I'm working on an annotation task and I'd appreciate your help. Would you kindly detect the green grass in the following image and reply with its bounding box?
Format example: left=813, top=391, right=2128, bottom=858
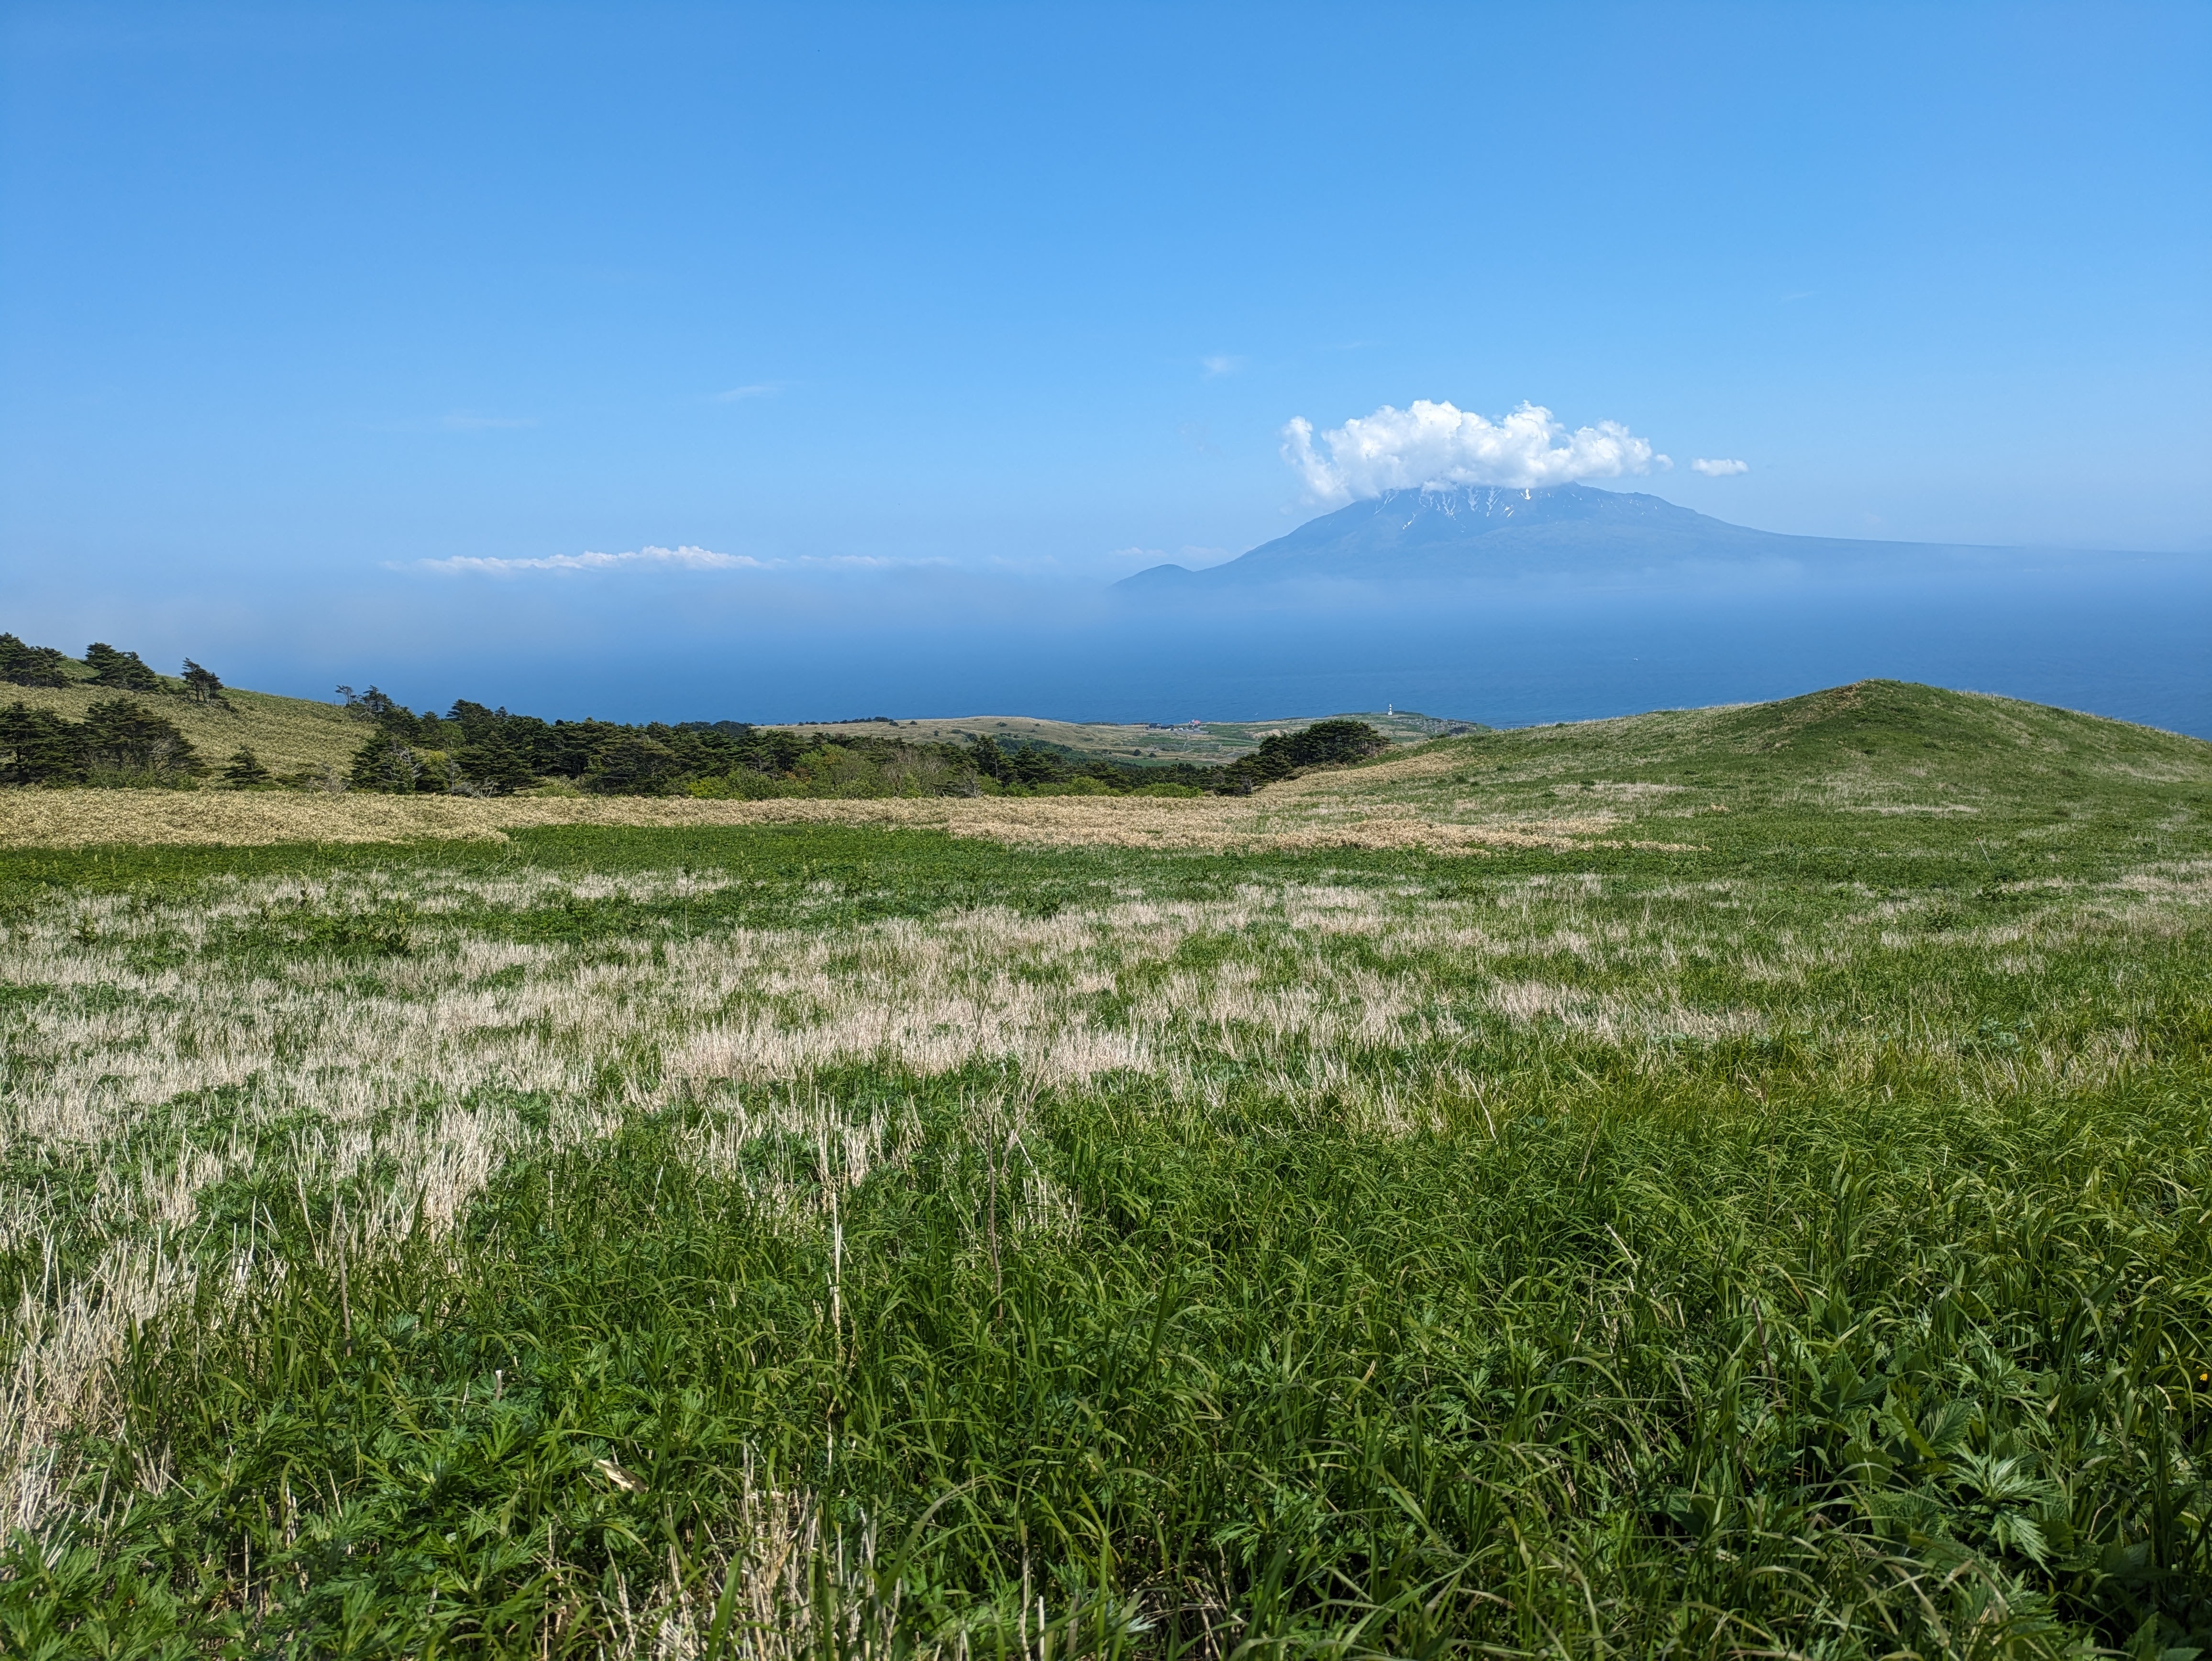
left=2, top=683, right=2209, bottom=1658
left=1301, top=680, right=2212, bottom=879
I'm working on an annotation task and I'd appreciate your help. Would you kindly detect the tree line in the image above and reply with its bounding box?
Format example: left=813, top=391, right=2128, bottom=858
left=0, top=634, right=236, bottom=786
left=0, top=629, right=1393, bottom=796
left=341, top=696, right=1391, bottom=799
left=2, top=633, right=227, bottom=703
left=337, top=690, right=1248, bottom=798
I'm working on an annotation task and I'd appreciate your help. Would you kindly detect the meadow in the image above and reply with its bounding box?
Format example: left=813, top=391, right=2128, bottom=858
left=1, top=682, right=2208, bottom=1658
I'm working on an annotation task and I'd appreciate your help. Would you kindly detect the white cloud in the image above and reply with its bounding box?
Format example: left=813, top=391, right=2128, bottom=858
left=712, top=383, right=781, bottom=401
left=1282, top=400, right=1665, bottom=503
left=419, top=544, right=765, bottom=576
left=412, top=546, right=938, bottom=577
left=1691, top=457, right=1749, bottom=476
left=1200, top=354, right=1243, bottom=378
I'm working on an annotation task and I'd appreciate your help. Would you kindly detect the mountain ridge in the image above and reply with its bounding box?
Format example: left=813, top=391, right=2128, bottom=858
left=1116, top=483, right=2056, bottom=590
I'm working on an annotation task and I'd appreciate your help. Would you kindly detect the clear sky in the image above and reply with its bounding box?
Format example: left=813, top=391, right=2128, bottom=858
left=1, top=2, right=2207, bottom=715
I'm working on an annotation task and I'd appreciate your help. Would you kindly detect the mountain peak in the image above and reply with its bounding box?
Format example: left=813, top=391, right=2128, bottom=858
left=1116, top=483, right=1747, bottom=589
left=1333, top=481, right=1695, bottom=529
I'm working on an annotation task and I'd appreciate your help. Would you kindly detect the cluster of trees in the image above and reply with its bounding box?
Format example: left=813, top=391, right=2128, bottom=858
left=337, top=691, right=1243, bottom=799
left=0, top=631, right=245, bottom=787
left=959, top=732, right=1217, bottom=796
left=343, top=691, right=814, bottom=797
left=1214, top=718, right=1393, bottom=793
left=0, top=632, right=228, bottom=704
left=0, top=634, right=72, bottom=687
left=0, top=627, right=1399, bottom=796
left=0, top=698, right=205, bottom=786
left=340, top=691, right=1397, bottom=800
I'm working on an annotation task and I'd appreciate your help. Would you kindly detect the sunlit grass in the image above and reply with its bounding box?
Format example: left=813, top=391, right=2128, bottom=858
left=0, top=683, right=365, bottom=784
left=2, top=682, right=2209, bottom=1656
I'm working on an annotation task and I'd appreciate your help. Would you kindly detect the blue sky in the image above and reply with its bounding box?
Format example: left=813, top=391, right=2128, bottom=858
left=1, top=2, right=2207, bottom=718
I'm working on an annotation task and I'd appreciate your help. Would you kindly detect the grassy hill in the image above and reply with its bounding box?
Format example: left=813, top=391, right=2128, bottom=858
left=1, top=676, right=365, bottom=780
left=4, top=679, right=2209, bottom=1656
left=2, top=680, right=2205, bottom=868
left=1280, top=678, right=2212, bottom=875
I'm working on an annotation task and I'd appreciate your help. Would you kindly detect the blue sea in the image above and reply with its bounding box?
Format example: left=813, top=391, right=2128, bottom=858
left=262, top=553, right=2212, bottom=740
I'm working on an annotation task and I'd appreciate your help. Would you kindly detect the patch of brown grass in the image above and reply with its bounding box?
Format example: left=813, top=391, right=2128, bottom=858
left=0, top=788, right=1703, bottom=855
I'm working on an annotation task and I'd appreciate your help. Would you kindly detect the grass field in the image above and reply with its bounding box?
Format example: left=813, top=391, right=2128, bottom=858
left=2, top=682, right=2208, bottom=1657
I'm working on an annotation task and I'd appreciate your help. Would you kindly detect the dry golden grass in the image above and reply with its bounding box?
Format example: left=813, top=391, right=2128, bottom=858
left=0, top=786, right=1700, bottom=855
left=0, top=871, right=1511, bottom=1523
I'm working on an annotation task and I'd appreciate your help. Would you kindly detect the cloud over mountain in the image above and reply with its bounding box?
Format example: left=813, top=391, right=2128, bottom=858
left=1692, top=457, right=1749, bottom=476
left=1282, top=400, right=1664, bottom=504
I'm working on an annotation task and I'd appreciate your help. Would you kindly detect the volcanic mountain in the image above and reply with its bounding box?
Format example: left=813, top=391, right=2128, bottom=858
left=1115, top=484, right=1984, bottom=590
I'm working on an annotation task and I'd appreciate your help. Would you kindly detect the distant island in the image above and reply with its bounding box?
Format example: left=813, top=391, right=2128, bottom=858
left=1116, top=482, right=2110, bottom=590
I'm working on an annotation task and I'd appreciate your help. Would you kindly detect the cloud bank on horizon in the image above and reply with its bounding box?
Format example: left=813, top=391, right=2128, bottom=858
left=1283, top=400, right=1667, bottom=504
left=415, top=546, right=935, bottom=580
left=420, top=545, right=765, bottom=575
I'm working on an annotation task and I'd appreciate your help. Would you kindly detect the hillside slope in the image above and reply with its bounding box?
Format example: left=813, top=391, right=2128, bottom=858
left=1279, top=679, right=2212, bottom=875
left=6, top=682, right=2206, bottom=871
left=0, top=679, right=365, bottom=780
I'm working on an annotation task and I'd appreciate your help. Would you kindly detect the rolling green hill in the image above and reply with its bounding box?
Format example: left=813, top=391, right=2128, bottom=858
left=1284, top=679, right=2212, bottom=875
left=5, top=677, right=2210, bottom=1655
left=0, top=677, right=366, bottom=781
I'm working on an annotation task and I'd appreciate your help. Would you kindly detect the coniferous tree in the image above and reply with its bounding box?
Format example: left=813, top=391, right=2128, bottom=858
left=182, top=660, right=229, bottom=706
left=350, top=734, right=422, bottom=793
left=222, top=746, right=273, bottom=787
left=582, top=732, right=679, bottom=795
left=0, top=702, right=84, bottom=784
left=80, top=699, right=202, bottom=780
left=0, top=634, right=70, bottom=688
left=1003, top=742, right=1071, bottom=786
left=1215, top=719, right=1387, bottom=793
left=453, top=734, right=540, bottom=796
left=84, top=643, right=164, bottom=692
left=964, top=733, right=1011, bottom=783
left=341, top=685, right=406, bottom=722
